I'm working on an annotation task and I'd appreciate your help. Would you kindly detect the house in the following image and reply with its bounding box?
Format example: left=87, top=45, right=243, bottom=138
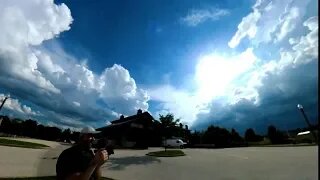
left=96, top=109, right=155, bottom=149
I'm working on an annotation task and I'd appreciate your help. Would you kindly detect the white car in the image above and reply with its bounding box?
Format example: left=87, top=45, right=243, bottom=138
left=163, top=139, right=187, bottom=149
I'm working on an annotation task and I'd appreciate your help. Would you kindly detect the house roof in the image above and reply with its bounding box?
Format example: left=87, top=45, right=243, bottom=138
left=96, top=111, right=154, bottom=131
left=111, top=112, right=153, bottom=124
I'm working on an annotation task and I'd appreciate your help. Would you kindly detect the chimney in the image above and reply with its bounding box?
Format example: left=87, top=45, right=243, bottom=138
left=137, top=109, right=142, bottom=115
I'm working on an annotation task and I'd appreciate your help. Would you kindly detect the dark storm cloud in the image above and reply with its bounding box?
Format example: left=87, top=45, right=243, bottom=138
left=193, top=60, right=318, bottom=135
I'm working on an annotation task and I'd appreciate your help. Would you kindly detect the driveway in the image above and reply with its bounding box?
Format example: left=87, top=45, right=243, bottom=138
left=0, top=138, right=69, bottom=177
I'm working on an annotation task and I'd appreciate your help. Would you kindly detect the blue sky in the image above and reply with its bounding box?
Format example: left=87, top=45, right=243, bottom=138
left=0, top=0, right=318, bottom=134
left=52, top=0, right=252, bottom=86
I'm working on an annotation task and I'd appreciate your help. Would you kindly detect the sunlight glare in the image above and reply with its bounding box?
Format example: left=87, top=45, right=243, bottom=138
left=195, top=49, right=256, bottom=101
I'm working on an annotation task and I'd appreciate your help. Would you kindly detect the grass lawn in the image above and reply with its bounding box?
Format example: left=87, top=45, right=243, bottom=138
left=0, top=138, right=49, bottom=149
left=146, top=150, right=185, bottom=157
left=0, top=177, right=114, bottom=180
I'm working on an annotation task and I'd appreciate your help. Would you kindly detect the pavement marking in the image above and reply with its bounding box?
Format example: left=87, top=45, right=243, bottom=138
left=245, top=149, right=284, bottom=153
left=227, top=154, right=249, bottom=160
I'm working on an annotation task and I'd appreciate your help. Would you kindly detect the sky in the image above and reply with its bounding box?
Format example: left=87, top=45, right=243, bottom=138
left=0, top=0, right=318, bottom=134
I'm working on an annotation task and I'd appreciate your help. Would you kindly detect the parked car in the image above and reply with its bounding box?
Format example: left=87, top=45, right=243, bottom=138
left=163, top=138, right=187, bottom=149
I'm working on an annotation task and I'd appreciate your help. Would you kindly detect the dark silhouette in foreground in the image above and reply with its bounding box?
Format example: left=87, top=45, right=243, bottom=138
left=56, top=127, right=108, bottom=180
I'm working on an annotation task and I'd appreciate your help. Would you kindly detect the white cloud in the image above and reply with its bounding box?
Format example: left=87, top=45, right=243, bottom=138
left=274, top=7, right=300, bottom=42
left=228, top=16, right=318, bottom=106
left=99, top=64, right=150, bottom=115
left=228, top=0, right=262, bottom=48
left=228, top=0, right=311, bottom=48
left=151, top=15, right=317, bottom=127
left=149, top=48, right=257, bottom=125
left=0, top=0, right=150, bottom=128
left=0, top=94, right=39, bottom=116
left=0, top=0, right=73, bottom=94
left=195, top=48, right=257, bottom=99
left=286, top=16, right=318, bottom=65
left=72, top=101, right=80, bottom=107
left=0, top=0, right=72, bottom=49
left=148, top=85, right=200, bottom=124
left=181, top=8, right=229, bottom=27
left=194, top=16, right=318, bottom=130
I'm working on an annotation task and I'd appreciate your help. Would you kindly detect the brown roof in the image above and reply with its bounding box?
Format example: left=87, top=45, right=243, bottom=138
left=111, top=112, right=153, bottom=124
left=96, top=111, right=154, bottom=131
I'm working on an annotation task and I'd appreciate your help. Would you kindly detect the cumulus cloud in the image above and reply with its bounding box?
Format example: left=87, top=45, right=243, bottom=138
left=0, top=94, right=40, bottom=116
left=0, top=0, right=72, bottom=93
left=274, top=7, right=300, bottom=42
left=228, top=1, right=261, bottom=48
left=151, top=11, right=318, bottom=133
left=99, top=64, right=149, bottom=115
left=194, top=16, right=318, bottom=133
left=0, top=0, right=150, bottom=128
left=149, top=48, right=258, bottom=125
left=148, top=85, right=201, bottom=124
left=228, top=0, right=311, bottom=48
left=181, top=8, right=229, bottom=27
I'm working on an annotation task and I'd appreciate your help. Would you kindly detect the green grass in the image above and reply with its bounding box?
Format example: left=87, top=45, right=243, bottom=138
left=146, top=150, right=186, bottom=157
left=0, top=138, right=49, bottom=149
left=0, top=177, right=57, bottom=180
left=0, top=177, right=114, bottom=180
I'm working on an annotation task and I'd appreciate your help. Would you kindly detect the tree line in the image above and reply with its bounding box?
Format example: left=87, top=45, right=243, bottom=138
left=151, top=113, right=318, bottom=147
left=0, top=116, right=78, bottom=142
left=1, top=113, right=318, bottom=147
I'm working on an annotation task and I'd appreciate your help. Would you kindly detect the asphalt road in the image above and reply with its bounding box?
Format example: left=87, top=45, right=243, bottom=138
left=0, top=139, right=318, bottom=180
left=101, top=146, right=318, bottom=180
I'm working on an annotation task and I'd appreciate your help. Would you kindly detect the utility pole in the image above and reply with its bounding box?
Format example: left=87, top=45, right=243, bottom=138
left=0, top=96, right=9, bottom=112
left=297, top=104, right=318, bottom=144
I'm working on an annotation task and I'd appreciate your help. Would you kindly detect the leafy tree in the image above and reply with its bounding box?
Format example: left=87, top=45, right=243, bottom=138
left=267, top=125, right=286, bottom=144
left=0, top=116, right=65, bottom=141
left=22, top=119, right=38, bottom=138
left=245, top=128, right=264, bottom=142
left=159, top=113, right=180, bottom=138
left=230, top=128, right=245, bottom=145
left=37, top=124, right=46, bottom=139
left=245, top=128, right=257, bottom=142
left=179, top=123, right=183, bottom=129
left=267, top=125, right=277, bottom=143
left=202, top=125, right=232, bottom=148
left=61, top=128, right=72, bottom=142
left=190, top=130, right=202, bottom=145
left=159, top=113, right=180, bottom=128
left=0, top=116, right=11, bottom=133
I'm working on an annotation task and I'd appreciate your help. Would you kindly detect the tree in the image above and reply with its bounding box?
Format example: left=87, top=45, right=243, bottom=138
left=0, top=116, right=11, bottom=133
left=202, top=125, right=232, bottom=148
left=230, top=128, right=245, bottom=146
left=179, top=123, right=183, bottom=129
left=22, top=119, right=38, bottom=138
left=245, top=128, right=256, bottom=142
left=159, top=113, right=180, bottom=138
left=190, top=131, right=202, bottom=145
left=267, top=125, right=277, bottom=143
left=159, top=113, right=181, bottom=151
left=0, top=116, right=67, bottom=141
left=159, top=114, right=180, bottom=128
left=61, top=128, right=72, bottom=142
left=245, top=128, right=264, bottom=142
left=267, top=125, right=285, bottom=144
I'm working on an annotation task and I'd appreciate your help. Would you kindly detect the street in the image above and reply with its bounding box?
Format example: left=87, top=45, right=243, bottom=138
left=0, top=139, right=318, bottom=180
left=101, top=146, right=318, bottom=180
